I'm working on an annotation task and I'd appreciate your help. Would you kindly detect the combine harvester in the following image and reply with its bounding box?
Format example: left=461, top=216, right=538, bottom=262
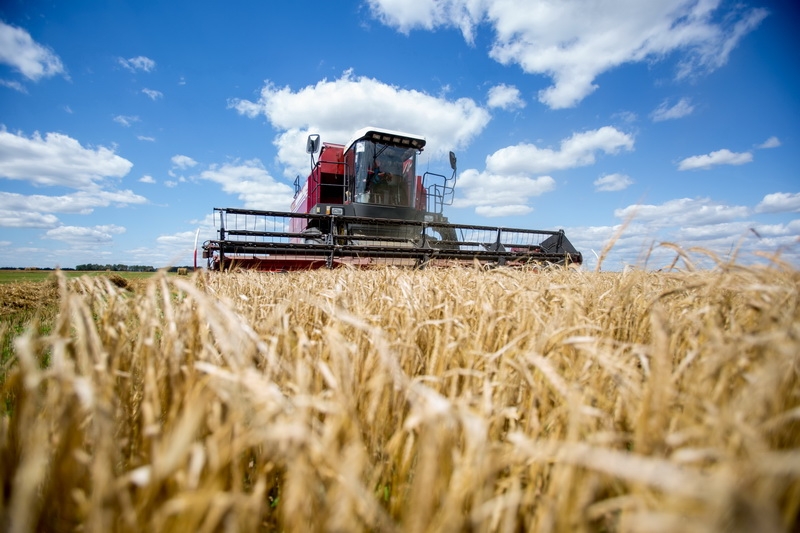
left=201, top=127, right=582, bottom=271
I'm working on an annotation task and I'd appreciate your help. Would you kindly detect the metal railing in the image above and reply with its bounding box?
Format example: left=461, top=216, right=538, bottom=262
left=422, top=171, right=455, bottom=215
left=204, top=207, right=581, bottom=270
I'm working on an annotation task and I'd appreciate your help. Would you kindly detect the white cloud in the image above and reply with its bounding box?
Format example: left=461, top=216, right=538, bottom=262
left=142, top=88, right=163, bottom=100
left=451, top=126, right=632, bottom=216
left=229, top=70, right=491, bottom=179
left=139, top=174, right=156, bottom=184
left=156, top=230, right=200, bottom=247
left=0, top=79, right=27, bottom=93
left=0, top=21, right=66, bottom=81
left=569, top=215, right=800, bottom=271
left=199, top=159, right=294, bottom=210
left=485, top=126, right=634, bottom=175
left=651, top=97, right=694, bottom=122
left=755, top=192, right=800, bottom=214
left=758, top=136, right=781, bottom=149
left=45, top=224, right=126, bottom=245
left=0, top=210, right=60, bottom=228
left=0, top=128, right=133, bottom=189
left=150, top=226, right=218, bottom=268
left=594, top=173, right=633, bottom=192
left=165, top=180, right=178, bottom=188
left=614, top=198, right=749, bottom=227
left=674, top=3, right=768, bottom=79
left=137, top=135, right=156, bottom=142
left=571, top=220, right=729, bottom=270
left=677, top=148, right=753, bottom=170
left=475, top=204, right=533, bottom=217
left=367, top=0, right=767, bottom=109
left=0, top=190, right=146, bottom=216
left=118, top=56, right=155, bottom=72
left=366, top=0, right=485, bottom=41
left=113, top=115, right=140, bottom=127
left=672, top=221, right=750, bottom=242
left=613, top=111, right=638, bottom=124
left=487, top=84, right=525, bottom=110
left=171, top=154, right=197, bottom=169
left=453, top=171, right=555, bottom=215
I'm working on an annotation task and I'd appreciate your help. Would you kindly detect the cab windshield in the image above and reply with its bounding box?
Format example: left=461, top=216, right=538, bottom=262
left=352, top=140, right=417, bottom=207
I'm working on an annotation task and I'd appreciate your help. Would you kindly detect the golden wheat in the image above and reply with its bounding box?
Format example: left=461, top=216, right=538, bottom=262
left=1, top=259, right=798, bottom=532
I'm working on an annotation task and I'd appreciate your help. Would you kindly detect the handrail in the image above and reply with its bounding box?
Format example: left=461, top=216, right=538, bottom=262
left=421, top=171, right=454, bottom=214
left=307, top=158, right=348, bottom=204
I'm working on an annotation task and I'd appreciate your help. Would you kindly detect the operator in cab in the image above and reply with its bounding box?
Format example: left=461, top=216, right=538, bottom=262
left=367, top=153, right=407, bottom=205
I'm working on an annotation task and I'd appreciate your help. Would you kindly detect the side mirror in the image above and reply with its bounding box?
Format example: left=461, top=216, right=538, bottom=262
left=306, top=134, right=321, bottom=154
left=449, top=151, right=457, bottom=171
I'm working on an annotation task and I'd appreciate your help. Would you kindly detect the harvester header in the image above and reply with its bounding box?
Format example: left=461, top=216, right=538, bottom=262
left=201, top=127, right=582, bottom=271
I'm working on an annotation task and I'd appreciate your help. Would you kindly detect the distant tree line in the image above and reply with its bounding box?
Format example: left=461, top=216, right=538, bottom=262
left=0, top=266, right=74, bottom=271
left=75, top=264, right=157, bottom=272
left=1, top=265, right=197, bottom=272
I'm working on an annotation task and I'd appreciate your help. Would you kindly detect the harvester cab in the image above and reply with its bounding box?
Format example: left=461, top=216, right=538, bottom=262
left=296, top=127, right=454, bottom=222
left=201, top=126, right=582, bottom=271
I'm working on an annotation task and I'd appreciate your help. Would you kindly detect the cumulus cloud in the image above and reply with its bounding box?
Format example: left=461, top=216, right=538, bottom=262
left=156, top=230, right=200, bottom=247
left=45, top=224, right=126, bottom=245
left=0, top=128, right=145, bottom=246
left=485, top=126, right=634, bottom=175
left=0, top=21, right=66, bottom=81
left=475, top=204, right=534, bottom=217
left=677, top=148, right=753, bottom=170
left=758, top=136, right=781, bottom=149
left=453, top=172, right=554, bottom=216
left=451, top=126, right=633, bottom=216
left=171, top=154, right=198, bottom=169
left=0, top=128, right=133, bottom=189
left=570, top=209, right=800, bottom=271
left=615, top=197, right=749, bottom=227
left=755, top=192, right=800, bottom=214
left=199, top=159, right=294, bottom=210
left=576, top=195, right=800, bottom=268
left=0, top=190, right=146, bottom=216
left=594, top=173, right=633, bottom=192
left=367, top=0, right=767, bottom=109
left=0, top=210, right=60, bottom=228
left=118, top=56, right=155, bottom=72
left=139, top=174, right=156, bottom=184
left=229, top=70, right=491, bottom=178
left=651, top=97, right=695, bottom=122
left=366, top=0, right=485, bottom=41
left=487, top=84, right=525, bottom=110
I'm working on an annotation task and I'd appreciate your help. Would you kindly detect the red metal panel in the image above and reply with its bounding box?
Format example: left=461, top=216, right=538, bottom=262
left=291, top=143, right=346, bottom=216
left=415, top=176, right=426, bottom=211
left=318, top=143, right=344, bottom=175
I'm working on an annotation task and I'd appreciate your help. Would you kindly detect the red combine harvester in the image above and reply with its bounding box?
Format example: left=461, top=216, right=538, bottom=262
left=201, top=127, right=582, bottom=271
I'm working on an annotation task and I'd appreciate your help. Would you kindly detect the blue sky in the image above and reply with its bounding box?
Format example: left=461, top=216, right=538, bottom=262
left=0, top=0, right=797, bottom=270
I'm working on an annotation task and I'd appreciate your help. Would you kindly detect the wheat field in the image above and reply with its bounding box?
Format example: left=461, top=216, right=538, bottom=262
left=1, top=258, right=798, bottom=532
